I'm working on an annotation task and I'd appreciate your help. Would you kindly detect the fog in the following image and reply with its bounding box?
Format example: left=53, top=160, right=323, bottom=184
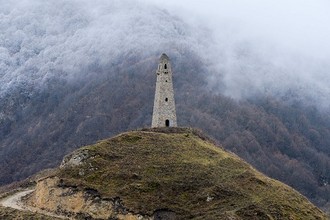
left=153, top=0, right=330, bottom=108
left=1, top=0, right=330, bottom=109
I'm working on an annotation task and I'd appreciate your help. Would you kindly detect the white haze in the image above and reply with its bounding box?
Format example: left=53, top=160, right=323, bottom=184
left=1, top=0, right=330, bottom=109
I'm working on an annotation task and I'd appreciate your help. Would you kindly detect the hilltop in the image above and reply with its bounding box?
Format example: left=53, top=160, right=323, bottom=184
left=1, top=128, right=326, bottom=219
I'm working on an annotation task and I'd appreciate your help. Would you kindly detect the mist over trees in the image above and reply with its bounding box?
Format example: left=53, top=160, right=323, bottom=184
left=1, top=0, right=330, bottom=212
left=1, top=52, right=330, bottom=210
left=2, top=0, right=330, bottom=108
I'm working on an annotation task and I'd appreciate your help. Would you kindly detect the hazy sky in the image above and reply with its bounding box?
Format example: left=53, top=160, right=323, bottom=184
left=144, top=0, right=330, bottom=108
left=146, top=0, right=330, bottom=56
left=1, top=0, right=330, bottom=109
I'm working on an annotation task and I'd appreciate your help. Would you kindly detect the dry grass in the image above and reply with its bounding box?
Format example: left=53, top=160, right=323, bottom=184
left=0, top=206, right=62, bottom=220
left=52, top=128, right=328, bottom=219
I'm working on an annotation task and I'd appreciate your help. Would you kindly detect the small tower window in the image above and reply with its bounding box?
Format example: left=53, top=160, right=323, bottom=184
left=165, top=120, right=170, bottom=127
left=165, top=98, right=168, bottom=102
left=164, top=64, right=167, bottom=69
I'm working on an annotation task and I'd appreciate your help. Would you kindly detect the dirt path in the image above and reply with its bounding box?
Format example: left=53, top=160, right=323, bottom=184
left=0, top=189, right=34, bottom=210
left=0, top=189, right=68, bottom=219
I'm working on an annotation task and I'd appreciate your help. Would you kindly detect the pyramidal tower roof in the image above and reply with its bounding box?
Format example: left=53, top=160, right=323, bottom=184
left=160, top=53, right=169, bottom=61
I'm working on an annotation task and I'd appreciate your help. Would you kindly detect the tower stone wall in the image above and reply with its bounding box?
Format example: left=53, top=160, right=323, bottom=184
left=152, top=53, right=177, bottom=128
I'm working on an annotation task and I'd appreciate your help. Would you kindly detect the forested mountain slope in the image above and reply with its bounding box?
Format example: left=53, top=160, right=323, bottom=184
left=1, top=52, right=330, bottom=211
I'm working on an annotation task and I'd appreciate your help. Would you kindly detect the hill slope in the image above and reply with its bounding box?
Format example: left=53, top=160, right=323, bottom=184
left=20, top=128, right=327, bottom=219
left=0, top=206, right=61, bottom=220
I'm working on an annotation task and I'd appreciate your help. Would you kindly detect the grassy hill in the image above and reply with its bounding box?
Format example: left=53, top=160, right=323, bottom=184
left=50, top=128, right=326, bottom=219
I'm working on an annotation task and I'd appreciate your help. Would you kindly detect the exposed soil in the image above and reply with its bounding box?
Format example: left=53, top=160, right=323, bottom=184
left=0, top=189, right=68, bottom=219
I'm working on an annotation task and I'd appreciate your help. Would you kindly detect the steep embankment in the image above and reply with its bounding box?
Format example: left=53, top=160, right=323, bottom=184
left=18, top=128, right=327, bottom=219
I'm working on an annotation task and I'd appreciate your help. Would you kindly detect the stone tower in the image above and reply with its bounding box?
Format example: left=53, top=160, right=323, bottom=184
left=152, top=53, right=177, bottom=128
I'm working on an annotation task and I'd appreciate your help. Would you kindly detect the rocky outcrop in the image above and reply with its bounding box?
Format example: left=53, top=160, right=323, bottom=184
left=60, top=150, right=90, bottom=169
left=26, top=177, right=152, bottom=220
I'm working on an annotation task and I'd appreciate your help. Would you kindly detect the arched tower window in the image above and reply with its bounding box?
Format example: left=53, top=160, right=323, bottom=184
left=165, top=98, right=168, bottom=102
left=164, top=64, right=167, bottom=69
left=165, top=120, right=170, bottom=127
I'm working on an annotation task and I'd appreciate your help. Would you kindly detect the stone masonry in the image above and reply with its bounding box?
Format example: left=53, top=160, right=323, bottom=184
left=152, top=53, right=177, bottom=127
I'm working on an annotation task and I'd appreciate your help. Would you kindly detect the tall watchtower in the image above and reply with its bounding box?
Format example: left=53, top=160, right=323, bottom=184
left=152, top=53, right=177, bottom=128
